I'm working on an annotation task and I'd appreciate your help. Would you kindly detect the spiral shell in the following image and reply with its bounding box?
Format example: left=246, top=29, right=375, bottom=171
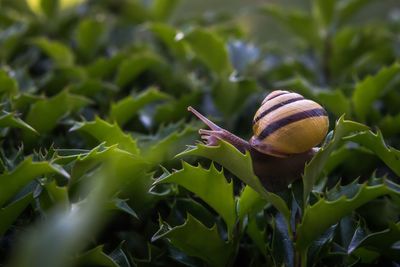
left=250, top=90, right=329, bottom=157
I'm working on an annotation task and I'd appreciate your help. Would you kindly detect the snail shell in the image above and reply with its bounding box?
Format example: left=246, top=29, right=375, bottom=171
left=250, top=90, right=329, bottom=158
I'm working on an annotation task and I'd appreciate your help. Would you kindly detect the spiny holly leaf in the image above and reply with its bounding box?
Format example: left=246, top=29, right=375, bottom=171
left=143, top=124, right=198, bottom=165
left=76, top=245, right=119, bottom=267
left=296, top=179, right=400, bottom=254
left=67, top=144, right=152, bottom=213
left=237, top=185, right=267, bottom=221
left=106, top=198, right=139, bottom=219
left=177, top=140, right=290, bottom=223
left=115, top=53, right=166, bottom=88
left=352, top=63, right=400, bottom=122
left=110, top=87, right=171, bottom=126
left=0, top=111, right=37, bottom=134
left=246, top=212, right=267, bottom=257
left=348, top=222, right=400, bottom=254
left=153, top=162, right=236, bottom=235
left=152, top=214, right=233, bottom=267
left=0, top=69, right=18, bottom=97
left=0, top=192, right=32, bottom=236
left=24, top=89, right=91, bottom=136
left=31, top=37, right=75, bottom=66
left=0, top=157, right=69, bottom=207
left=303, top=116, right=369, bottom=204
left=72, top=117, right=140, bottom=155
left=344, top=130, right=400, bottom=176
left=181, top=28, right=232, bottom=75
left=11, top=159, right=114, bottom=267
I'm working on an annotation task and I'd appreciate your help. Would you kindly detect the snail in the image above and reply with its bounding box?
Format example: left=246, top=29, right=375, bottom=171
left=188, top=90, right=329, bottom=192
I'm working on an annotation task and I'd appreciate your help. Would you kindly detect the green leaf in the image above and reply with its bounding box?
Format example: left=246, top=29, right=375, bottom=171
left=213, top=78, right=258, bottom=116
left=110, top=87, right=171, bottom=126
left=115, top=53, right=166, bottom=88
left=296, top=180, right=400, bottom=254
left=0, top=192, right=33, bottom=236
left=0, top=157, right=69, bottom=207
left=154, top=162, right=236, bottom=235
left=77, top=245, right=119, bottom=267
left=31, top=37, right=75, bottom=66
left=379, top=114, right=400, bottom=137
left=106, top=198, right=139, bottom=219
left=177, top=140, right=290, bottom=224
left=40, top=0, right=59, bottom=17
left=316, top=90, right=351, bottom=117
left=76, top=18, right=106, bottom=60
left=312, top=0, right=336, bottom=29
left=86, top=53, right=126, bottom=80
left=344, top=130, right=400, bottom=176
left=153, top=91, right=201, bottom=124
left=0, top=69, right=18, bottom=97
left=237, top=185, right=267, bottom=221
left=182, top=28, right=232, bottom=74
left=337, top=0, right=373, bottom=25
left=24, top=90, right=91, bottom=139
left=148, top=23, right=187, bottom=57
left=151, top=0, right=180, bottom=21
left=348, top=223, right=400, bottom=254
left=152, top=214, right=233, bottom=267
left=246, top=212, right=267, bottom=257
left=261, top=4, right=320, bottom=47
left=72, top=117, right=140, bottom=155
left=142, top=124, right=198, bottom=165
left=0, top=112, right=37, bottom=134
left=68, top=79, right=117, bottom=97
left=352, top=63, right=400, bottom=122
left=303, top=117, right=369, bottom=204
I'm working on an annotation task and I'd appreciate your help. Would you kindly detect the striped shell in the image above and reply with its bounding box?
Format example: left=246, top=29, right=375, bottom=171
left=250, top=90, right=329, bottom=157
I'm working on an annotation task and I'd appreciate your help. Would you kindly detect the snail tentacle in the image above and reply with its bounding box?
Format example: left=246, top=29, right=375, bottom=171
left=188, top=106, right=251, bottom=153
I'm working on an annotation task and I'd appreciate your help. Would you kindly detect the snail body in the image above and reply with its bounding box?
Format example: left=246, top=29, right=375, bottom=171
left=188, top=90, right=329, bottom=192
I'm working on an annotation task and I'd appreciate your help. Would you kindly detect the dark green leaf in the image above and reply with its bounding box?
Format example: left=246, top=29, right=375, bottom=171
left=183, top=28, right=232, bottom=74
left=154, top=162, right=236, bottom=234
left=31, top=37, right=75, bottom=66
left=296, top=180, right=400, bottom=254
left=110, top=87, right=171, bottom=126
left=0, top=157, right=69, bottom=207
left=115, top=53, right=166, bottom=88
left=177, top=140, right=290, bottom=224
left=152, top=214, right=233, bottom=267
left=72, top=117, right=140, bottom=155
left=76, top=18, right=106, bottom=60
left=77, top=245, right=119, bottom=267
left=303, top=117, right=369, bottom=204
left=352, top=63, right=400, bottom=122
left=0, top=112, right=37, bottom=134
left=0, top=69, right=18, bottom=97
left=344, top=130, right=400, bottom=176
left=0, top=192, right=32, bottom=236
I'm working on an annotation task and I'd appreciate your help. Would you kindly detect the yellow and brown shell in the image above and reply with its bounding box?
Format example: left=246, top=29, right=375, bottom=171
left=250, top=90, right=329, bottom=157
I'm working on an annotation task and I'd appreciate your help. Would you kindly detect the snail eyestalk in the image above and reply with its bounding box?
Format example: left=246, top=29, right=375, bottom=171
left=188, top=106, right=250, bottom=153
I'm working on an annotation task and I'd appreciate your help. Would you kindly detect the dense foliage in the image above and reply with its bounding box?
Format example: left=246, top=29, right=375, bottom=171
left=1, top=0, right=400, bottom=266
